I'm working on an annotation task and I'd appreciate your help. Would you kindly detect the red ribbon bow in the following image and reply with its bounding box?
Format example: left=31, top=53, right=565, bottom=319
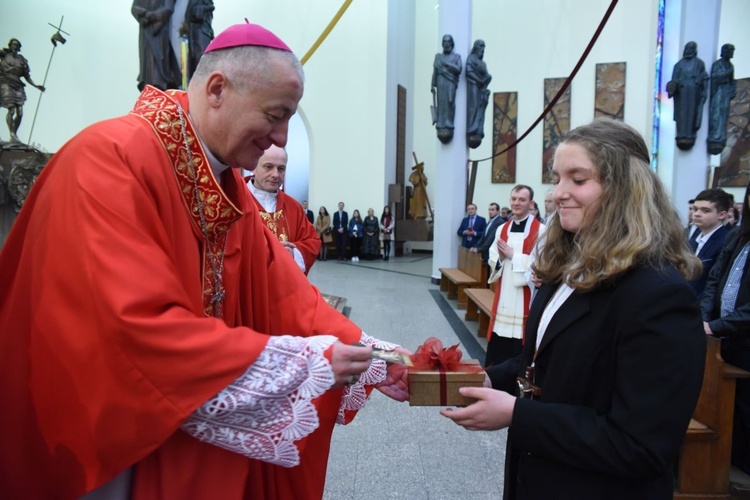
left=410, top=338, right=483, bottom=405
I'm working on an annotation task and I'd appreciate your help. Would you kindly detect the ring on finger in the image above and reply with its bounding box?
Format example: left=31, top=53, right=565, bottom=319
left=347, top=374, right=358, bottom=385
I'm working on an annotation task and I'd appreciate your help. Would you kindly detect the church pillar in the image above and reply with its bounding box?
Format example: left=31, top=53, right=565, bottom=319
left=431, top=0, right=471, bottom=282
left=669, top=0, right=722, bottom=221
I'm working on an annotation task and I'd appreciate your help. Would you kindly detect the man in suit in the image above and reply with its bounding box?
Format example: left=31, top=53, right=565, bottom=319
left=542, top=191, right=555, bottom=224
left=685, top=198, right=700, bottom=245
left=702, top=189, right=750, bottom=474
left=470, top=202, right=505, bottom=262
left=457, top=203, right=487, bottom=248
left=690, top=188, right=731, bottom=298
left=332, top=201, right=349, bottom=261
left=302, top=201, right=314, bottom=224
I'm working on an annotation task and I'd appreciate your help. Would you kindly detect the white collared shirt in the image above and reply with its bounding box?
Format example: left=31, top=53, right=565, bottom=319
left=247, top=180, right=278, bottom=213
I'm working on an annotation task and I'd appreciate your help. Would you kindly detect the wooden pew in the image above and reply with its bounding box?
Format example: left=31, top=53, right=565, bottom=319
left=465, top=283, right=496, bottom=338
left=439, top=247, right=488, bottom=309
left=674, top=336, right=750, bottom=498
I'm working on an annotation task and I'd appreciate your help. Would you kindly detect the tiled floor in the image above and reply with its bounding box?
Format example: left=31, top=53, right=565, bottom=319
left=308, top=254, right=504, bottom=499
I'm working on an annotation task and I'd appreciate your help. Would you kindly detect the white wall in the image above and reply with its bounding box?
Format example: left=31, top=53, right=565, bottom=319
left=3, top=0, right=748, bottom=223
left=412, top=0, right=660, bottom=220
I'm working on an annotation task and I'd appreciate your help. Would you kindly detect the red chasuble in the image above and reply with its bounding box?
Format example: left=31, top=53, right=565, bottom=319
left=249, top=189, right=321, bottom=274
left=0, top=87, right=362, bottom=499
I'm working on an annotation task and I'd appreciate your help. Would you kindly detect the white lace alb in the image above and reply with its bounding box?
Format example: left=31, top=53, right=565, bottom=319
left=181, top=335, right=337, bottom=467
left=181, top=331, right=401, bottom=466
left=337, top=332, right=397, bottom=424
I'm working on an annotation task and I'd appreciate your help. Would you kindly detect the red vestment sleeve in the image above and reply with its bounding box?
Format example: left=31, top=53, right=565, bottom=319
left=277, top=191, right=321, bottom=273
left=0, top=87, right=366, bottom=500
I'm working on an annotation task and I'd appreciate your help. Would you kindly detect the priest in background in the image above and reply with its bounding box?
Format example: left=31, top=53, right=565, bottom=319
left=247, top=145, right=320, bottom=274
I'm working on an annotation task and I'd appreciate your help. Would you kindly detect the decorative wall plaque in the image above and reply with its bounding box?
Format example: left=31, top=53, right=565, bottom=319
left=492, top=92, right=517, bottom=183
left=595, top=62, right=626, bottom=120
left=542, top=78, right=571, bottom=184
left=712, top=77, right=750, bottom=188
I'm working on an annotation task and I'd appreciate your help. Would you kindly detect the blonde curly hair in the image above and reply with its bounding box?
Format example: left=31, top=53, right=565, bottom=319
left=533, top=119, right=700, bottom=292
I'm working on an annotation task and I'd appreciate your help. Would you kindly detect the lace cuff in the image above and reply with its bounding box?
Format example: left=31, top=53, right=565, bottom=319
left=337, top=332, right=399, bottom=424
left=181, top=335, right=337, bottom=468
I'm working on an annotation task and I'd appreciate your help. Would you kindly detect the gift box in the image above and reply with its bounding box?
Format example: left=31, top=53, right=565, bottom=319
left=407, top=337, right=485, bottom=407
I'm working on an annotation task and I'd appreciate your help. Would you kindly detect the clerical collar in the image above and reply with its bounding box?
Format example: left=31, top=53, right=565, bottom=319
left=247, top=179, right=278, bottom=213
left=190, top=112, right=230, bottom=178
left=511, top=213, right=530, bottom=232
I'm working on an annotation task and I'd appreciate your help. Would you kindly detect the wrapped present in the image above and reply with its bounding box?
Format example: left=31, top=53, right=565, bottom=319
left=407, top=337, right=485, bottom=406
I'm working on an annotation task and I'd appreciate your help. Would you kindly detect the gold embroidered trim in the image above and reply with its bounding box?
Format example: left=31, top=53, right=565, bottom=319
left=131, top=86, right=243, bottom=317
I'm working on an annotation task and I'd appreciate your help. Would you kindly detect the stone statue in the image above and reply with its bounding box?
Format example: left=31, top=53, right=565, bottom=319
left=466, top=39, right=492, bottom=149
left=180, top=0, right=214, bottom=79
left=7, top=150, right=47, bottom=212
left=0, top=39, right=45, bottom=143
left=132, top=0, right=181, bottom=91
left=707, top=44, right=736, bottom=155
left=666, top=41, right=708, bottom=151
left=431, top=34, right=462, bottom=144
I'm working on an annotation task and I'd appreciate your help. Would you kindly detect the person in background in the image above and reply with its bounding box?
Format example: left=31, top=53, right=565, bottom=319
left=725, top=206, right=740, bottom=228
left=315, top=205, right=332, bottom=261
left=542, top=191, right=555, bottom=224
left=246, top=145, right=320, bottom=274
left=362, top=208, right=380, bottom=261
left=443, top=118, right=705, bottom=499
left=0, top=23, right=409, bottom=499
left=457, top=203, right=487, bottom=249
left=686, top=198, right=700, bottom=245
left=689, top=188, right=730, bottom=299
left=736, top=202, right=744, bottom=226
left=380, top=205, right=394, bottom=261
left=302, top=200, right=314, bottom=224
left=332, top=201, right=349, bottom=261
left=702, top=180, right=750, bottom=476
left=500, top=206, right=510, bottom=219
left=530, top=202, right=543, bottom=223
left=349, top=209, right=363, bottom=262
left=485, top=184, right=544, bottom=367
left=470, top=202, right=505, bottom=262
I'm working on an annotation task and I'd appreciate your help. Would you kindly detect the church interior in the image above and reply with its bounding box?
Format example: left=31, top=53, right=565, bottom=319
left=2, top=0, right=750, bottom=497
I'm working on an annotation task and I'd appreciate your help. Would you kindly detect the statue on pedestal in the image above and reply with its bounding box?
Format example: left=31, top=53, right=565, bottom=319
left=431, top=34, right=461, bottom=144
left=132, top=0, right=181, bottom=91
left=0, top=39, right=45, bottom=143
left=181, top=0, right=214, bottom=80
left=707, top=43, right=736, bottom=155
left=466, top=40, right=491, bottom=149
left=667, top=41, right=708, bottom=151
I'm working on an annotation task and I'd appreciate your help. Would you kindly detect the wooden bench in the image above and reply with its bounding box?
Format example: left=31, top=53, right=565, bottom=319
left=465, top=286, right=495, bottom=338
left=439, top=247, right=488, bottom=309
left=675, top=336, right=750, bottom=498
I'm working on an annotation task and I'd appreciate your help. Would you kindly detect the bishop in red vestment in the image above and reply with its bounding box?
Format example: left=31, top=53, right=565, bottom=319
left=0, top=23, right=407, bottom=500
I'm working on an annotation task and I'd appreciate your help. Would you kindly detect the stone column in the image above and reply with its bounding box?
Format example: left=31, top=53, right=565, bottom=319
left=431, top=0, right=471, bottom=282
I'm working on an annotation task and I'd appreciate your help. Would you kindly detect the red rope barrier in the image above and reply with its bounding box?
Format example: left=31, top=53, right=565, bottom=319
left=473, top=0, right=619, bottom=163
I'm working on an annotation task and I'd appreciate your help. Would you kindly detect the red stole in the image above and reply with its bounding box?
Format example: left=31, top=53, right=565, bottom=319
left=486, top=217, right=541, bottom=342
